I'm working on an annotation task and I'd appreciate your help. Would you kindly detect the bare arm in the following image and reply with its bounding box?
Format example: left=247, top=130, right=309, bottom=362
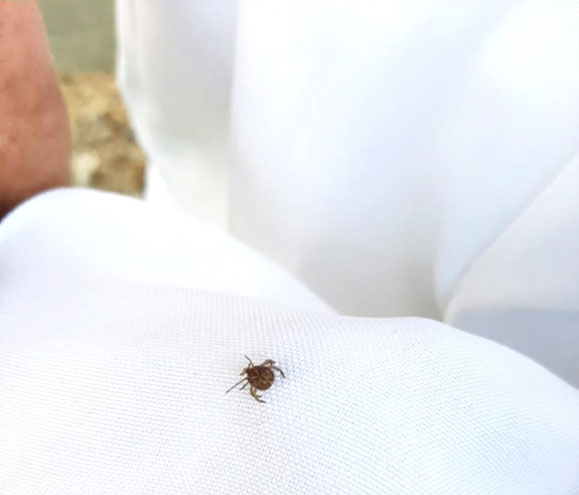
left=0, top=1, right=70, bottom=218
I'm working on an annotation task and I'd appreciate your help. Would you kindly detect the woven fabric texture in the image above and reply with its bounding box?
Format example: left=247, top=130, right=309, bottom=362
left=1, top=275, right=578, bottom=493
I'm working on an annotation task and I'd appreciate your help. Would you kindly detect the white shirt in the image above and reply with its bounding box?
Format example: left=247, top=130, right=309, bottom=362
left=1, top=1, right=578, bottom=492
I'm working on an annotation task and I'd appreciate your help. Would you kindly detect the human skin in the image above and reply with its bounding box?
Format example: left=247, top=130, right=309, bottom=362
left=0, top=1, right=70, bottom=218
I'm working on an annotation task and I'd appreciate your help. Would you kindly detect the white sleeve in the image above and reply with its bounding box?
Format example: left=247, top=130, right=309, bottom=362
left=433, top=1, right=579, bottom=385
left=114, top=0, right=579, bottom=388
left=228, top=0, right=579, bottom=387
left=229, top=0, right=579, bottom=325
left=443, top=157, right=579, bottom=386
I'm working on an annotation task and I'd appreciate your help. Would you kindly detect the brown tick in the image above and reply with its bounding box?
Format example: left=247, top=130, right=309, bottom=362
left=226, top=355, right=285, bottom=403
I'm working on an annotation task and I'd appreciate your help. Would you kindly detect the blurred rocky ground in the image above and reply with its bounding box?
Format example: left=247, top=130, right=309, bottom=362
left=59, top=72, right=146, bottom=196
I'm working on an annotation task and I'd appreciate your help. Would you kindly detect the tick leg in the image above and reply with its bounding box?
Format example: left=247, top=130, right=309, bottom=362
left=250, top=386, right=266, bottom=403
left=244, top=355, right=254, bottom=367
left=270, top=366, right=285, bottom=378
left=240, top=381, right=249, bottom=391
left=226, top=377, right=248, bottom=394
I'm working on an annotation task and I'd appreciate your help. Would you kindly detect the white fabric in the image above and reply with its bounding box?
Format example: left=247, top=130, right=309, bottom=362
left=446, top=157, right=579, bottom=386
left=1, top=191, right=579, bottom=493
left=3, top=2, right=579, bottom=492
left=0, top=189, right=330, bottom=313
left=116, top=0, right=238, bottom=229
left=117, top=0, right=579, bottom=318
left=116, top=0, right=579, bottom=384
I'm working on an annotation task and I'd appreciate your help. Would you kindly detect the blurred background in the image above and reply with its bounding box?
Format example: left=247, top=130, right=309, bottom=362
left=38, top=0, right=145, bottom=196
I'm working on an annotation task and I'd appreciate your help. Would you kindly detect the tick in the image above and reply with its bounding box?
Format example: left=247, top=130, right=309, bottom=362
left=226, top=355, right=285, bottom=403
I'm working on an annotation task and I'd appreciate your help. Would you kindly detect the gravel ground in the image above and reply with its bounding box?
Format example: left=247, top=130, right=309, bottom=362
left=60, top=72, right=146, bottom=196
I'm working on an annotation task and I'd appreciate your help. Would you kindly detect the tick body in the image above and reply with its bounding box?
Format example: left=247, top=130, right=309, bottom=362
left=226, top=356, right=285, bottom=403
